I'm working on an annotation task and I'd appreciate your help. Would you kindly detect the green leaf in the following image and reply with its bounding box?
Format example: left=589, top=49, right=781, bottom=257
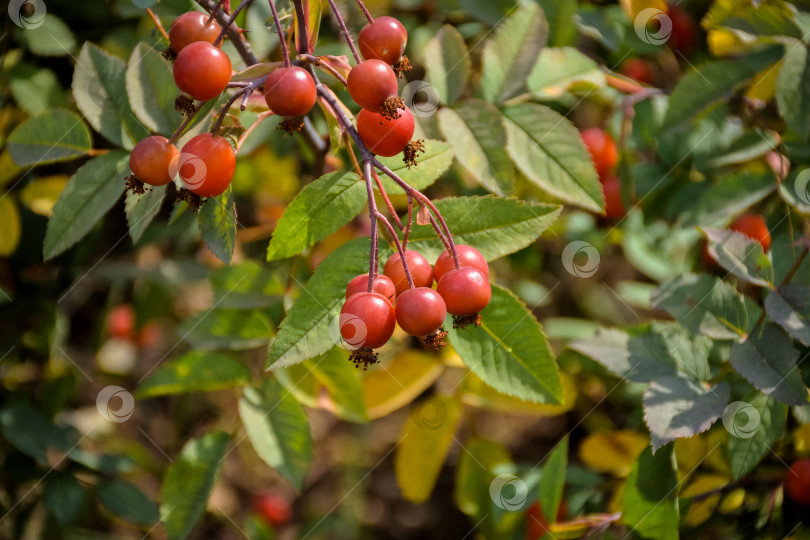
left=267, top=238, right=382, bottom=369
left=404, top=196, right=561, bottom=262
left=238, top=378, right=313, bottom=490
left=454, top=438, right=512, bottom=520
left=97, top=480, right=159, bottom=527
left=437, top=101, right=516, bottom=195
left=125, top=185, right=166, bottom=244
left=622, top=446, right=679, bottom=540
left=777, top=44, right=810, bottom=141
left=538, top=436, right=567, bottom=523
left=267, top=171, right=365, bottom=261
left=0, top=403, right=77, bottom=464
left=765, top=284, right=810, bottom=346
left=643, top=377, right=730, bottom=451
left=720, top=4, right=803, bottom=39
left=704, top=130, right=779, bottom=170
left=395, top=396, right=463, bottom=503
left=726, top=392, right=787, bottom=481
left=503, top=103, right=603, bottom=212
left=780, top=169, right=810, bottom=213
left=8, top=65, right=66, bottom=115
left=210, top=261, right=285, bottom=309
left=73, top=43, right=149, bottom=149
left=13, top=14, right=76, bottom=56
left=126, top=42, right=181, bottom=135
left=423, top=25, right=470, bottom=105
left=43, top=473, right=85, bottom=525
left=136, top=351, right=251, bottom=398
left=651, top=274, right=751, bottom=339
left=730, top=323, right=808, bottom=406
left=7, top=109, right=92, bottom=167
left=574, top=5, right=624, bottom=52
left=679, top=171, right=776, bottom=227
left=199, top=187, right=237, bottom=264
left=160, top=431, right=230, bottom=540
left=481, top=3, right=548, bottom=103
left=43, top=150, right=130, bottom=260
left=527, top=47, right=604, bottom=99
left=448, top=284, right=562, bottom=404
left=375, top=140, right=454, bottom=193
left=702, top=228, right=774, bottom=288
left=177, top=309, right=273, bottom=350
left=538, top=0, right=577, bottom=46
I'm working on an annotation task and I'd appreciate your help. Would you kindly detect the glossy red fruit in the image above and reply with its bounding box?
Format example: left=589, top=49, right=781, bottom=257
left=346, top=273, right=396, bottom=302
left=253, top=493, right=292, bottom=526
left=108, top=304, right=135, bottom=340
left=730, top=213, right=771, bottom=252
left=437, top=267, right=491, bottom=316
left=581, top=127, right=618, bottom=178
left=395, top=287, right=447, bottom=336
left=169, top=11, right=221, bottom=53
left=602, top=175, right=625, bottom=220
left=357, top=107, right=414, bottom=157
left=347, top=60, right=398, bottom=112
left=786, top=459, right=810, bottom=505
left=173, top=41, right=231, bottom=101
left=358, top=16, right=407, bottom=65
left=668, top=5, right=698, bottom=53
left=175, top=134, right=235, bottom=197
left=433, top=245, right=489, bottom=284
left=263, top=66, right=317, bottom=117
left=339, top=292, right=396, bottom=349
left=383, top=250, right=433, bottom=296
left=129, top=136, right=179, bottom=187
left=621, top=58, right=653, bottom=84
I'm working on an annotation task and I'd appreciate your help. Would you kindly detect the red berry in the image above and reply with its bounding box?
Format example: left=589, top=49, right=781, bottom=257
left=668, top=6, right=698, bottom=53
left=437, top=267, right=491, bottom=316
left=339, top=292, right=396, bottom=349
left=358, top=16, right=407, bottom=65
left=173, top=41, right=231, bottom=101
left=621, top=58, right=654, bottom=84
left=383, top=250, right=433, bottom=296
left=581, top=127, right=618, bottom=179
left=347, top=60, right=398, bottom=113
left=357, top=107, right=414, bottom=157
left=346, top=273, right=396, bottom=302
left=526, top=502, right=550, bottom=540
left=786, top=458, right=810, bottom=505
left=395, top=287, right=447, bottom=337
left=602, top=175, right=625, bottom=220
left=175, top=134, right=235, bottom=197
left=253, top=493, right=292, bottom=526
left=108, top=304, right=135, bottom=340
left=169, top=11, right=221, bottom=53
left=263, top=66, right=317, bottom=117
left=433, top=245, right=489, bottom=284
left=730, top=213, right=771, bottom=252
left=129, top=136, right=179, bottom=187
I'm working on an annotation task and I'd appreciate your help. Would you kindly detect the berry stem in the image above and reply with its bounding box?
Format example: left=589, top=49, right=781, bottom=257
left=146, top=8, right=170, bottom=41
left=206, top=0, right=228, bottom=24
left=371, top=168, right=402, bottom=229
left=301, top=54, right=348, bottom=86
left=211, top=78, right=265, bottom=134
left=267, top=0, right=291, bottom=68
left=213, top=0, right=251, bottom=47
left=291, top=0, right=310, bottom=54
left=354, top=0, right=374, bottom=23
left=195, top=0, right=257, bottom=64
left=326, top=0, right=362, bottom=63
left=402, top=193, right=412, bottom=250
left=168, top=102, right=204, bottom=144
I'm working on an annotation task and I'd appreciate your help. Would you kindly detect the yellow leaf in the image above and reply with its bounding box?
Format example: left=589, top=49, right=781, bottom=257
left=719, top=488, right=745, bottom=513
left=578, top=430, right=648, bottom=477
left=363, top=350, right=444, bottom=419
left=674, top=434, right=708, bottom=472
left=0, top=150, right=24, bottom=188
left=19, top=175, right=69, bottom=216
left=459, top=371, right=576, bottom=417
left=0, top=197, right=21, bottom=256
left=608, top=482, right=625, bottom=514
left=794, top=423, right=810, bottom=455
left=682, top=474, right=729, bottom=526
left=704, top=429, right=731, bottom=474
left=395, top=395, right=463, bottom=503
left=707, top=29, right=748, bottom=57
left=619, top=0, right=667, bottom=20
left=746, top=62, right=781, bottom=102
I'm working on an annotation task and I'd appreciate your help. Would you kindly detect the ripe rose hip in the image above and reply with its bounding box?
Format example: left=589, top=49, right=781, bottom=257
left=437, top=267, right=491, bottom=316
left=339, top=292, right=396, bottom=349
left=383, top=250, right=433, bottom=296
left=175, top=133, right=235, bottom=197
left=395, top=287, right=446, bottom=337
left=347, top=60, right=398, bottom=113
left=433, top=245, right=489, bottom=283
left=169, top=11, right=221, bottom=53
left=730, top=213, right=770, bottom=252
left=358, top=16, right=407, bottom=65
left=346, top=273, right=396, bottom=301
left=263, top=66, right=317, bottom=117
left=253, top=493, right=291, bottom=526
left=601, top=175, right=625, bottom=220
left=108, top=304, right=135, bottom=339
left=785, top=458, right=810, bottom=505
left=173, top=41, right=232, bottom=101
left=581, top=127, right=618, bottom=179
left=129, top=136, right=179, bottom=187
left=621, top=58, right=653, bottom=85
left=357, top=107, right=414, bottom=157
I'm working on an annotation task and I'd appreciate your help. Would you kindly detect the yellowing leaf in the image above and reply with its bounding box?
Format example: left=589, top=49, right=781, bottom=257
left=460, top=371, right=576, bottom=417
left=363, top=351, right=445, bottom=419
left=20, top=175, right=69, bottom=216
left=746, top=62, right=781, bottom=102
left=719, top=488, right=745, bottom=513
left=608, top=483, right=625, bottom=514
left=0, top=197, right=21, bottom=256
left=794, top=423, right=810, bottom=455
left=682, top=474, right=729, bottom=526
left=578, top=430, right=648, bottom=477
left=674, top=435, right=708, bottom=472
left=704, top=429, right=731, bottom=474
left=395, top=396, right=463, bottom=503
left=619, top=0, right=667, bottom=20
left=0, top=150, right=24, bottom=188
left=707, top=29, right=747, bottom=57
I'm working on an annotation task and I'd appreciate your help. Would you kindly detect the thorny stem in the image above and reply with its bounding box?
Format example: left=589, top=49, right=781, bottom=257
left=214, top=0, right=251, bottom=47
left=168, top=102, right=204, bottom=144
left=301, top=54, right=348, bottom=86
left=355, top=0, right=374, bottom=23
left=146, top=8, right=169, bottom=41
left=267, top=0, right=291, bottom=67
left=206, top=0, right=228, bottom=24
left=195, top=0, right=257, bottom=64
left=326, top=0, right=361, bottom=63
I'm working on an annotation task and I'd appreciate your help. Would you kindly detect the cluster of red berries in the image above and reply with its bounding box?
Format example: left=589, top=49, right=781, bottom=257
left=339, top=245, right=491, bottom=367
left=580, top=127, right=624, bottom=219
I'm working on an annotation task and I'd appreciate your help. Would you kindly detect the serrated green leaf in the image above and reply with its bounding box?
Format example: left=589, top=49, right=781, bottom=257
left=238, top=378, right=312, bottom=490
left=126, top=42, right=181, bottom=135
left=43, top=150, right=130, bottom=260
left=424, top=25, right=470, bottom=105
left=481, top=3, right=548, bottom=103
left=43, top=473, right=85, bottom=525
left=528, top=47, right=604, bottom=99
left=267, top=171, right=365, bottom=261
left=210, top=261, right=285, bottom=309
left=727, top=392, right=787, bottom=480
left=73, top=43, right=149, bottom=149
left=503, top=103, right=603, bottom=212
left=160, top=431, right=230, bottom=540
left=622, top=446, right=679, bottom=540
left=98, top=480, right=159, bottom=526
left=704, top=130, right=779, bottom=169
left=765, top=284, right=810, bottom=346
left=538, top=436, right=567, bottom=523
left=679, top=171, right=776, bottom=227
left=777, top=44, right=810, bottom=141
left=177, top=308, right=273, bottom=350
left=375, top=140, right=454, bottom=193
left=703, top=228, right=774, bottom=287
left=404, top=196, right=561, bottom=262
left=136, top=351, right=251, bottom=398
left=125, top=185, right=166, bottom=244
left=14, top=14, right=76, bottom=57
left=199, top=187, right=237, bottom=264
left=449, top=284, right=562, bottom=404
left=7, top=109, right=92, bottom=167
